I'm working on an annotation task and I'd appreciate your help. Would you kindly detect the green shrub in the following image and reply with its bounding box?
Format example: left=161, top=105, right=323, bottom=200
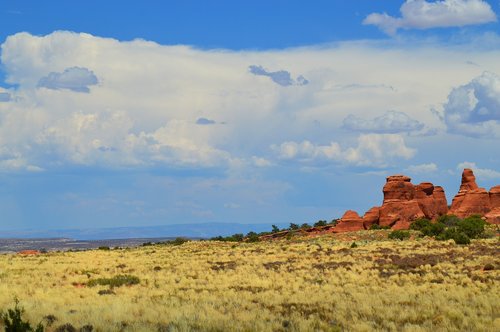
left=2, top=300, right=44, bottom=332
left=369, top=224, right=390, bottom=230
left=457, top=215, right=485, bottom=239
left=289, top=223, right=299, bottom=230
left=350, top=242, right=358, bottom=248
left=420, top=222, right=445, bottom=237
left=388, top=230, right=410, bottom=240
left=98, top=246, right=110, bottom=251
left=409, top=218, right=432, bottom=230
left=452, top=232, right=471, bottom=245
left=436, top=214, right=460, bottom=227
left=437, top=228, right=470, bottom=245
left=209, top=234, right=244, bottom=242
left=271, top=225, right=280, bottom=233
left=300, top=223, right=311, bottom=229
left=245, top=232, right=260, bottom=243
left=169, top=237, right=190, bottom=245
left=87, top=275, right=140, bottom=288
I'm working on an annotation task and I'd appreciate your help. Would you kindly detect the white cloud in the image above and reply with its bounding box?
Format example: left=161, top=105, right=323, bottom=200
left=273, top=134, right=416, bottom=167
left=443, top=71, right=500, bottom=138
left=364, top=0, right=497, bottom=35
left=406, top=163, right=438, bottom=173
left=252, top=156, right=273, bottom=167
left=1, top=31, right=500, bottom=172
left=457, top=161, right=500, bottom=179
left=342, top=110, right=425, bottom=133
left=37, top=67, right=98, bottom=93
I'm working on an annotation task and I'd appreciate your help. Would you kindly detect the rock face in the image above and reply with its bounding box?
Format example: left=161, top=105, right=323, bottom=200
left=333, top=174, right=448, bottom=232
left=332, top=168, right=500, bottom=233
left=415, top=183, right=448, bottom=219
left=449, top=170, right=500, bottom=223
left=378, top=175, right=426, bottom=229
left=362, top=207, right=380, bottom=229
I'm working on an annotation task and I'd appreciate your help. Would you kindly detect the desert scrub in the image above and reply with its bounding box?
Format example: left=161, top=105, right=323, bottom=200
left=87, top=275, right=140, bottom=288
left=388, top=230, right=411, bottom=240
left=0, top=235, right=498, bottom=331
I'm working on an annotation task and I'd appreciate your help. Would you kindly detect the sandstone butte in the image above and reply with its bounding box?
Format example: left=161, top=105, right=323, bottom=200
left=332, top=168, right=500, bottom=233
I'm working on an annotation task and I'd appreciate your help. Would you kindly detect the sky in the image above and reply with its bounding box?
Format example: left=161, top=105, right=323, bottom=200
left=1, top=0, right=500, bottom=231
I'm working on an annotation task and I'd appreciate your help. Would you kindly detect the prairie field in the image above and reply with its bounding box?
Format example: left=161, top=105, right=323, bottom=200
left=0, top=231, right=498, bottom=332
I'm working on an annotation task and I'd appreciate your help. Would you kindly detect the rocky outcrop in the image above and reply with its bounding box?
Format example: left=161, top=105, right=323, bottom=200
left=333, top=210, right=365, bottom=232
left=415, top=183, right=448, bottom=219
left=362, top=207, right=380, bottom=229
left=487, top=186, right=500, bottom=223
left=333, top=174, right=448, bottom=233
left=449, top=170, right=500, bottom=223
left=378, top=175, right=426, bottom=229
left=331, top=168, right=499, bottom=233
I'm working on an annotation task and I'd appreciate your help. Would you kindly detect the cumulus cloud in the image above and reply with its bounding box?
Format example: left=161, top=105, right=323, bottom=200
left=406, top=163, right=438, bottom=174
left=273, top=134, right=416, bottom=167
left=1, top=31, right=500, bottom=173
left=248, top=65, right=308, bottom=86
left=37, top=67, right=98, bottom=92
left=342, top=110, right=425, bottom=134
left=364, top=0, right=497, bottom=35
left=443, top=71, right=500, bottom=138
left=457, top=161, right=500, bottom=179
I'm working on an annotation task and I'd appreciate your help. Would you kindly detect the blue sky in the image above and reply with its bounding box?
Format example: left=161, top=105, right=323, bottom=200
left=1, top=0, right=500, bottom=232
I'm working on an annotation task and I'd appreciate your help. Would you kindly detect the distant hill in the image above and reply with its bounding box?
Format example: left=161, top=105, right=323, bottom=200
left=0, top=222, right=289, bottom=240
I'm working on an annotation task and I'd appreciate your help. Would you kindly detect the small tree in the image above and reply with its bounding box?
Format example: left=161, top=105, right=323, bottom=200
left=289, top=223, right=299, bottom=231
left=313, top=220, right=327, bottom=227
left=271, top=225, right=280, bottom=233
left=2, top=299, right=44, bottom=332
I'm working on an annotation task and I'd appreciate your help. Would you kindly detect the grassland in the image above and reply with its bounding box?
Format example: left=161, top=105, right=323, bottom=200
left=0, top=231, right=498, bottom=332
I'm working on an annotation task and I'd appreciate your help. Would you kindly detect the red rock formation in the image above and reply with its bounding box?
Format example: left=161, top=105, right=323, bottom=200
left=415, top=183, right=448, bottom=219
left=450, top=168, right=479, bottom=212
left=331, top=168, right=499, bottom=233
left=17, top=250, right=40, bottom=255
left=362, top=207, right=380, bottom=229
left=334, top=175, right=447, bottom=232
left=382, top=175, right=415, bottom=201
left=378, top=175, right=427, bottom=228
left=489, top=185, right=500, bottom=207
left=449, top=169, right=495, bottom=219
left=333, top=210, right=365, bottom=232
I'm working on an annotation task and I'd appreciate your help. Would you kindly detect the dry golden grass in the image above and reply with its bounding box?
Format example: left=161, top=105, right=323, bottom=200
left=0, top=232, right=498, bottom=332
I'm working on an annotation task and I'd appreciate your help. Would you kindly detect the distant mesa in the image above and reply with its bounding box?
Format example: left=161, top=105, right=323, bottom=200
left=332, top=168, right=500, bottom=233
left=17, top=250, right=41, bottom=256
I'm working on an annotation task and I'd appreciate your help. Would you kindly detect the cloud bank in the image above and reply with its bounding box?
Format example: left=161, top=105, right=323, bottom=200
left=342, top=110, right=425, bottom=133
left=443, top=71, right=500, bottom=138
left=1, top=31, right=500, bottom=173
left=273, top=134, right=416, bottom=168
left=364, top=0, right=497, bottom=35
